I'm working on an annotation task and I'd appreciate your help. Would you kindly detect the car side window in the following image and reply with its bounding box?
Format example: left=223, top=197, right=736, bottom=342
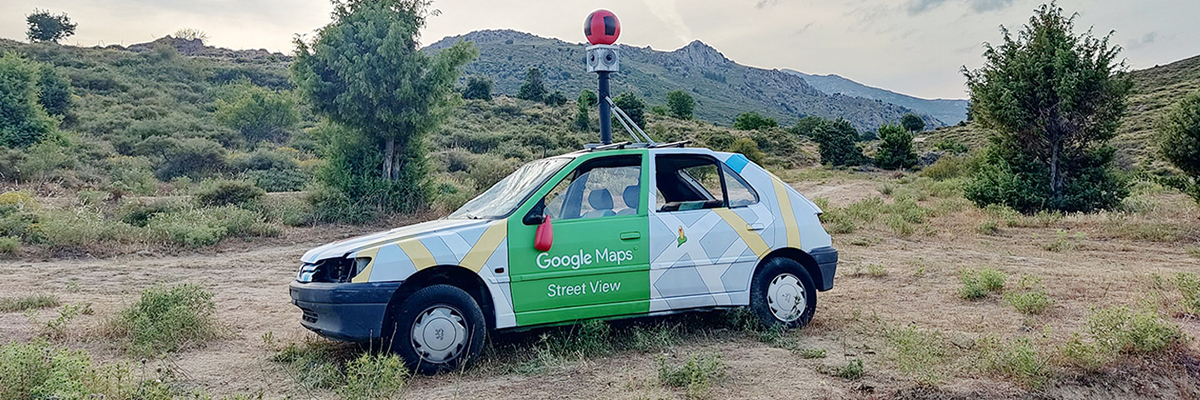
left=655, top=154, right=727, bottom=212
left=542, top=155, right=642, bottom=221
left=723, top=165, right=759, bottom=207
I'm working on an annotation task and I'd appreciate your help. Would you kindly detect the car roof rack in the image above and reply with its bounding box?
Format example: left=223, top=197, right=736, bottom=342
left=582, top=141, right=634, bottom=152
left=650, top=140, right=690, bottom=148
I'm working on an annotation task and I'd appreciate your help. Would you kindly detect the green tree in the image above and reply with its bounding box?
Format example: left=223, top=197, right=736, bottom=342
left=574, top=89, right=596, bottom=131
left=733, top=112, right=777, bottom=131
left=874, top=124, right=917, bottom=169
left=963, top=3, right=1130, bottom=212
left=544, top=90, right=567, bottom=106
left=812, top=118, right=863, bottom=167
left=214, top=82, right=299, bottom=145
left=901, top=113, right=925, bottom=132
left=460, top=75, right=493, bottom=101
left=666, top=90, right=695, bottom=119
left=0, top=53, right=55, bottom=148
left=789, top=115, right=826, bottom=137
left=25, top=10, right=76, bottom=43
left=613, top=92, right=646, bottom=128
left=292, top=0, right=477, bottom=214
left=1159, top=90, right=1200, bottom=203
left=516, top=67, right=547, bottom=102
left=37, top=64, right=71, bottom=116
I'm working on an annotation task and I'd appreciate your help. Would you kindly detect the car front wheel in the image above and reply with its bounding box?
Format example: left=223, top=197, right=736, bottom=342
left=382, top=284, right=486, bottom=375
left=749, top=257, right=817, bottom=329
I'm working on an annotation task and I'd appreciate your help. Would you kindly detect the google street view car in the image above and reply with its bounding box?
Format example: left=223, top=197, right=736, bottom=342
left=290, top=142, right=838, bottom=373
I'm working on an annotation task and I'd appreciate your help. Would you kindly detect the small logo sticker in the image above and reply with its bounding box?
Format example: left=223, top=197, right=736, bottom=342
left=676, top=226, right=688, bottom=247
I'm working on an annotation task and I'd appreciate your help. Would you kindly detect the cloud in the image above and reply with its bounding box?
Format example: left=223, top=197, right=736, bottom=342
left=1126, top=31, right=1157, bottom=50
left=641, top=0, right=693, bottom=44
left=907, top=0, right=1014, bottom=15
left=756, top=0, right=780, bottom=9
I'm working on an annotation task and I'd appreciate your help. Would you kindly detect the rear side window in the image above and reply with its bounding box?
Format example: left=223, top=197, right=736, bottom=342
left=654, top=154, right=758, bottom=211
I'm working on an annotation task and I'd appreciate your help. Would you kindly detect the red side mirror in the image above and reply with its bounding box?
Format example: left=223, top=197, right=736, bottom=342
left=534, top=215, right=553, bottom=252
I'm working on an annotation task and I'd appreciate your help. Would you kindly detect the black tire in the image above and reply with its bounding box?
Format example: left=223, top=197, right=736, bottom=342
left=749, top=257, right=817, bottom=329
left=380, top=284, right=487, bottom=375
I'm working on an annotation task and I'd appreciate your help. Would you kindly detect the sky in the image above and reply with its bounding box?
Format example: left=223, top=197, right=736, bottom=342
left=2, top=0, right=1197, bottom=100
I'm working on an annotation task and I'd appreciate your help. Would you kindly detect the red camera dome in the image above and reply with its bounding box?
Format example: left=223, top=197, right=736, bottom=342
left=584, top=10, right=620, bottom=45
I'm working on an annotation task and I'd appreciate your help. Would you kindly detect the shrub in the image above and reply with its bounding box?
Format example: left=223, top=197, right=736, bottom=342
left=1158, top=90, right=1200, bottom=204
left=657, top=353, right=725, bottom=397
left=0, top=52, right=56, bottom=148
left=812, top=118, right=864, bottom=167
left=147, top=206, right=278, bottom=247
left=461, top=75, right=493, bottom=101
left=960, top=267, right=1007, bottom=300
left=194, top=179, right=266, bottom=207
left=1064, top=305, right=1186, bottom=369
left=156, top=137, right=228, bottom=180
left=921, top=155, right=971, bottom=181
left=543, top=90, right=567, bottom=106
left=0, top=339, right=92, bottom=400
left=733, top=111, right=777, bottom=131
left=1003, top=275, right=1054, bottom=315
left=965, top=144, right=1128, bottom=213
left=887, top=325, right=946, bottom=384
left=118, top=199, right=184, bottom=227
left=1177, top=273, right=1200, bottom=315
left=271, top=337, right=346, bottom=390
left=728, top=137, right=766, bottom=165
left=0, top=294, right=58, bottom=312
left=246, top=168, right=310, bottom=192
left=875, top=124, right=918, bottom=169
left=628, top=323, right=681, bottom=352
left=828, top=359, right=864, bottom=380
left=107, top=283, right=222, bottom=356
left=215, top=82, right=299, bottom=144
left=980, top=336, right=1049, bottom=387
left=338, top=353, right=409, bottom=400
left=105, top=156, right=157, bottom=195
left=37, top=208, right=142, bottom=250
left=0, top=235, right=19, bottom=254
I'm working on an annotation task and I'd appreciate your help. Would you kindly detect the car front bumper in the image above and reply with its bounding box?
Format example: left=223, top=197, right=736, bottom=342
left=288, top=280, right=402, bottom=342
left=809, top=246, right=838, bottom=291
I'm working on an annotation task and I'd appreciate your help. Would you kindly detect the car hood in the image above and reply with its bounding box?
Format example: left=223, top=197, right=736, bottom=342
left=300, top=219, right=489, bottom=263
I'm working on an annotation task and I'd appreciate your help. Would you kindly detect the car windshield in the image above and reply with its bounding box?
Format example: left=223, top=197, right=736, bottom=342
left=448, top=157, right=571, bottom=220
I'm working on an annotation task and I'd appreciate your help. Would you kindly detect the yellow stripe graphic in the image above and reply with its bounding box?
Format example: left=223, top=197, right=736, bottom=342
left=714, top=208, right=770, bottom=257
left=459, top=222, right=507, bottom=272
left=398, top=239, right=437, bottom=271
left=771, top=177, right=801, bottom=248
left=350, top=247, right=381, bottom=283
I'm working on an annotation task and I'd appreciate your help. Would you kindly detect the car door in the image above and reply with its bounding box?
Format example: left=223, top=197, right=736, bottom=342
left=647, top=153, right=763, bottom=312
left=506, top=152, right=651, bottom=326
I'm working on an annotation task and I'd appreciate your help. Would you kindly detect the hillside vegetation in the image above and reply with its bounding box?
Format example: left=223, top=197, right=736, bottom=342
left=426, top=30, right=937, bottom=131
left=925, top=54, right=1200, bottom=169
left=784, top=69, right=969, bottom=125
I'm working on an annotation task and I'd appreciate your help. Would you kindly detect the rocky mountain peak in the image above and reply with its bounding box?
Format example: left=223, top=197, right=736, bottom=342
left=673, top=40, right=729, bottom=68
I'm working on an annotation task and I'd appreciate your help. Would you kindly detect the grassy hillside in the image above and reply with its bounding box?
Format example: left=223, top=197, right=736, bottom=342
left=923, top=54, right=1200, bottom=169
left=784, top=69, right=969, bottom=126
left=426, top=30, right=937, bottom=132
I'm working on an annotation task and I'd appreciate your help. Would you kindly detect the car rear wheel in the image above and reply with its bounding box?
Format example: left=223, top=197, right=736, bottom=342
left=381, top=284, right=486, bottom=375
left=749, top=257, right=817, bottom=329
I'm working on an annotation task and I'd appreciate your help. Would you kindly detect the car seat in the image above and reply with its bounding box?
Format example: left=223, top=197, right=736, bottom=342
left=583, top=189, right=616, bottom=218
left=616, top=185, right=639, bottom=216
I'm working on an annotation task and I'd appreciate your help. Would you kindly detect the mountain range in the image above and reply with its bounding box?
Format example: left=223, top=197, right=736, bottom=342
left=426, top=30, right=962, bottom=131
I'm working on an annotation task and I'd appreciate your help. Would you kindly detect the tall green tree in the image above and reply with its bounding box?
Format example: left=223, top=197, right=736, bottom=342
left=812, top=118, right=863, bottom=167
left=26, top=10, right=76, bottom=43
left=214, top=82, right=299, bottom=145
left=733, top=112, right=777, bottom=131
left=574, top=89, right=596, bottom=131
left=1159, top=90, right=1200, bottom=203
left=516, top=67, right=547, bottom=102
left=37, top=64, right=72, bottom=116
left=0, top=53, right=55, bottom=148
left=666, top=90, right=695, bottom=120
left=613, top=92, right=646, bottom=128
left=460, top=75, right=493, bottom=101
left=900, top=113, right=925, bottom=132
left=874, top=124, right=917, bottom=169
left=292, top=0, right=476, bottom=213
left=963, top=2, right=1130, bottom=212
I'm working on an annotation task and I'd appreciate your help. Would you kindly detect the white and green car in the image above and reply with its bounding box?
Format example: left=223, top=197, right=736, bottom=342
left=290, top=144, right=838, bottom=373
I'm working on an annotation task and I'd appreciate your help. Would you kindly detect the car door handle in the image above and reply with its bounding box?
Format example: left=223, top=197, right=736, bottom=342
left=620, top=231, right=641, bottom=240
left=748, top=223, right=765, bottom=231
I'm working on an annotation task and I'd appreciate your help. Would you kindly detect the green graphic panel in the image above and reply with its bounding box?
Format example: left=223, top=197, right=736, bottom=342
left=507, top=150, right=652, bottom=327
